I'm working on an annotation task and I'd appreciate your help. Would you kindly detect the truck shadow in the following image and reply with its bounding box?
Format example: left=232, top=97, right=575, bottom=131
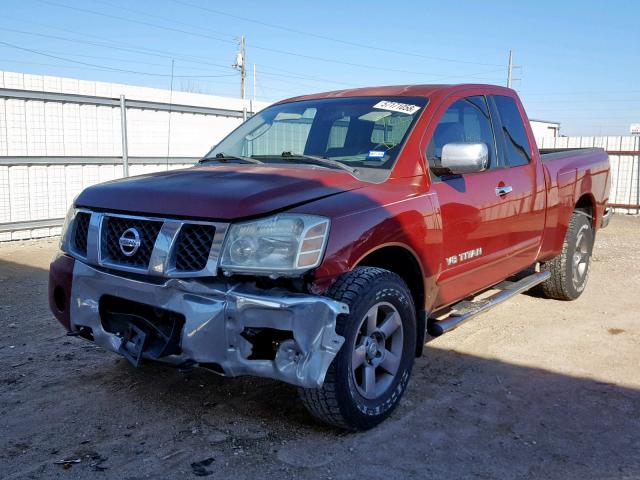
left=109, top=341, right=640, bottom=477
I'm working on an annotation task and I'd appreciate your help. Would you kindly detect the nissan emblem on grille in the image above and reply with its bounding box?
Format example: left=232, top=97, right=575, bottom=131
left=119, top=227, right=142, bottom=256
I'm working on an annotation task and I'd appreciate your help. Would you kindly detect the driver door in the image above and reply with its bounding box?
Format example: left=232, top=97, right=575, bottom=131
left=427, top=95, right=515, bottom=307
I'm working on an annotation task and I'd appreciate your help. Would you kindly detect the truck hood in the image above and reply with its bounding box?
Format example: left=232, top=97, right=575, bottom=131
left=75, top=164, right=367, bottom=220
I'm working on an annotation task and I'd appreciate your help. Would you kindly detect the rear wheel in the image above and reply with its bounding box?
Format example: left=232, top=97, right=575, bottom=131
left=299, top=267, right=416, bottom=430
left=539, top=210, right=594, bottom=300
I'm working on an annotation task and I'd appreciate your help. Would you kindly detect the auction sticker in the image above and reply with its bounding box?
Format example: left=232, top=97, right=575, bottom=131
left=373, top=100, right=420, bottom=115
left=368, top=150, right=386, bottom=158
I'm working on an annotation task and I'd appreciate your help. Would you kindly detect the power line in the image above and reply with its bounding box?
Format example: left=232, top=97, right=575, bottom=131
left=525, top=98, right=640, bottom=104
left=0, top=23, right=359, bottom=90
left=35, top=0, right=237, bottom=45
left=79, top=1, right=363, bottom=87
left=1, top=11, right=510, bottom=89
left=258, top=66, right=505, bottom=87
left=4, top=48, right=244, bottom=75
left=0, top=57, right=228, bottom=81
left=0, top=49, right=193, bottom=71
left=33, top=0, right=502, bottom=77
left=0, top=24, right=507, bottom=91
left=0, top=25, right=234, bottom=70
left=169, top=0, right=506, bottom=68
left=0, top=27, right=353, bottom=98
left=0, top=46, right=244, bottom=78
left=521, top=89, right=640, bottom=96
left=0, top=21, right=361, bottom=89
left=0, top=59, right=262, bottom=100
left=0, top=40, right=237, bottom=78
left=92, top=0, right=507, bottom=71
left=90, top=0, right=239, bottom=40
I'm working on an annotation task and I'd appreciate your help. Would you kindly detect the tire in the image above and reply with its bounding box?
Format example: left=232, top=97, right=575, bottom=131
left=299, top=267, right=416, bottom=430
left=539, top=210, right=594, bottom=300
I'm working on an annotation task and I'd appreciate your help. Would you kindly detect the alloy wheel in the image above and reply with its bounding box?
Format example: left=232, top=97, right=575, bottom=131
left=350, top=301, right=404, bottom=400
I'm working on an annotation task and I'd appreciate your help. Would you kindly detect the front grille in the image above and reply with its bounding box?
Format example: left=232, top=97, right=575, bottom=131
left=72, top=212, right=91, bottom=256
left=101, top=216, right=162, bottom=268
left=174, top=224, right=216, bottom=271
left=69, top=211, right=226, bottom=277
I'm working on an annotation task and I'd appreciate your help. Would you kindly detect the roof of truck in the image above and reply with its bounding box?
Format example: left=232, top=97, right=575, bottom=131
left=277, top=84, right=516, bottom=104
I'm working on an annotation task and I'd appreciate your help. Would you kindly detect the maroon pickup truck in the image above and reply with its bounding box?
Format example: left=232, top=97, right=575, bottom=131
left=49, top=84, right=611, bottom=430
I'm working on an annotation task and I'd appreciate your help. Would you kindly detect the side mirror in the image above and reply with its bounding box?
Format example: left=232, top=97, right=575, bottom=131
left=441, top=142, right=489, bottom=174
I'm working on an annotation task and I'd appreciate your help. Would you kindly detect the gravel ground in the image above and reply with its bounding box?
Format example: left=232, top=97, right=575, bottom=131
left=1, top=215, right=639, bottom=480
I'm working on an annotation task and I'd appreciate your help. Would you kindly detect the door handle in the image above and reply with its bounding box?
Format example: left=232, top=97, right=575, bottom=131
left=495, top=185, right=513, bottom=196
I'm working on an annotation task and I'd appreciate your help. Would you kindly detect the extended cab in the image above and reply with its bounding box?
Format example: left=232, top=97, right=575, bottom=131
left=49, top=84, right=611, bottom=430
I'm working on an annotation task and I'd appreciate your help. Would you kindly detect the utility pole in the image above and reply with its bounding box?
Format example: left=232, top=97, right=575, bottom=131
left=253, top=63, right=256, bottom=105
left=233, top=36, right=246, bottom=99
left=506, top=50, right=521, bottom=89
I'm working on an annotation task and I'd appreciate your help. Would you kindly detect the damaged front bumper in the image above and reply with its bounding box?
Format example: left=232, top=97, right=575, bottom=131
left=68, top=261, right=347, bottom=388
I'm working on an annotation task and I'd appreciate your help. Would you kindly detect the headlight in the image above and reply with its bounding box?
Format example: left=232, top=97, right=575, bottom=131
left=220, top=214, right=330, bottom=276
left=59, top=205, right=78, bottom=253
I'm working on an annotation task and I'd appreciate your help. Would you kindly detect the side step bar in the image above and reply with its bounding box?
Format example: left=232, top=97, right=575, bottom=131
left=427, top=270, right=551, bottom=337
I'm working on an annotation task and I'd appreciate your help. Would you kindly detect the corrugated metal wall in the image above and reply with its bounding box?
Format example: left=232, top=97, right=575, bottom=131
left=0, top=71, right=267, bottom=157
left=0, top=162, right=193, bottom=241
left=0, top=71, right=269, bottom=241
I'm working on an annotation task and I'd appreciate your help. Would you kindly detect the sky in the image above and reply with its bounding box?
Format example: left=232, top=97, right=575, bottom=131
left=1, top=0, right=639, bottom=136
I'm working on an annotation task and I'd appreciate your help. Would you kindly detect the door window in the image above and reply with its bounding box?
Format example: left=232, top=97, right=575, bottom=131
left=427, top=96, right=496, bottom=176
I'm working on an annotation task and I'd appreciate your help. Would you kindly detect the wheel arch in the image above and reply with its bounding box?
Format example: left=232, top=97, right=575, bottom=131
left=354, top=243, right=427, bottom=357
left=575, top=192, right=597, bottom=228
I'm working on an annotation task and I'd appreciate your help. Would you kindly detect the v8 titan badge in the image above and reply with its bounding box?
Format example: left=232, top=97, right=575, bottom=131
left=446, top=248, right=483, bottom=266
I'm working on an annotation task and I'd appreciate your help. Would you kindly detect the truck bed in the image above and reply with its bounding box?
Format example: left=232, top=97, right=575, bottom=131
left=537, top=147, right=610, bottom=261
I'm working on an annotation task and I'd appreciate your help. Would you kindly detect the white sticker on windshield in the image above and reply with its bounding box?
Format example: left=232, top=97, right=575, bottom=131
left=368, top=150, right=385, bottom=158
left=373, top=100, right=420, bottom=115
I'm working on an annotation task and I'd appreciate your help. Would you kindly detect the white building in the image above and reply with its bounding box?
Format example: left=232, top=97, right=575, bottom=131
left=529, top=118, right=561, bottom=141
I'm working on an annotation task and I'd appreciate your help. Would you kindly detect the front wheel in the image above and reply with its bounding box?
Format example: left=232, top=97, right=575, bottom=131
left=299, top=267, right=416, bottom=430
left=539, top=210, right=594, bottom=300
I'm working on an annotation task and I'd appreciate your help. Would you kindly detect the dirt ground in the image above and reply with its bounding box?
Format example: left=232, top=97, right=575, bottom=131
left=1, top=215, right=639, bottom=480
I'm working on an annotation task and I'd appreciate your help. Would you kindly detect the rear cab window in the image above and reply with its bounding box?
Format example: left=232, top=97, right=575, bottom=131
left=492, top=95, right=532, bottom=167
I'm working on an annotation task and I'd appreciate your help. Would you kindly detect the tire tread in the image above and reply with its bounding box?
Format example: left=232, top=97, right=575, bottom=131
left=299, top=267, right=411, bottom=429
left=539, top=210, right=591, bottom=300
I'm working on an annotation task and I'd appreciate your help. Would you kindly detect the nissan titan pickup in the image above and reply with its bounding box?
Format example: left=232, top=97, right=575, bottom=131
left=49, top=84, right=611, bottom=430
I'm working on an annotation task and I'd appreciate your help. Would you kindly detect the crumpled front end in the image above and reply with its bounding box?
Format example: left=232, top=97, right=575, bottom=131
left=67, top=261, right=347, bottom=388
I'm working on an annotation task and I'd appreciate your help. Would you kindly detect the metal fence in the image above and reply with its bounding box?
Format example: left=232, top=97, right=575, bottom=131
left=538, top=135, right=640, bottom=212
left=0, top=81, right=257, bottom=241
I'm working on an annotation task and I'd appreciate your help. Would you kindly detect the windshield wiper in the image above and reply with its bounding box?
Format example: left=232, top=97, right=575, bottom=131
left=280, top=152, right=357, bottom=174
left=199, top=153, right=263, bottom=164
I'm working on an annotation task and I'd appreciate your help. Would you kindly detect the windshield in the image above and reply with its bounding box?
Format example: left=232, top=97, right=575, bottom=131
left=205, top=96, right=428, bottom=180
